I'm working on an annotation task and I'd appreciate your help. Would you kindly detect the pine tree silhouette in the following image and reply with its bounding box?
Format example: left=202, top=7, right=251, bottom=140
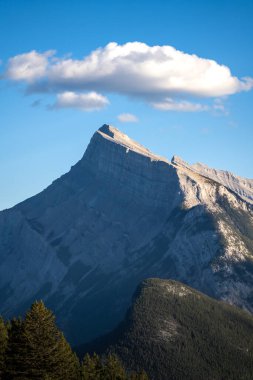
left=0, top=316, right=8, bottom=377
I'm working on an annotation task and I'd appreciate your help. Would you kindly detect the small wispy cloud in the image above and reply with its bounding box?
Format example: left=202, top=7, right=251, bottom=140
left=151, top=98, right=209, bottom=112
left=52, top=91, right=109, bottom=111
left=117, top=113, right=139, bottom=122
left=212, top=98, right=229, bottom=116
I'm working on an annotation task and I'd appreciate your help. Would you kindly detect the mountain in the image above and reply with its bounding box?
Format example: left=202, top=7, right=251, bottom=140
left=0, top=124, right=253, bottom=345
left=172, top=155, right=253, bottom=204
left=86, top=278, right=253, bottom=380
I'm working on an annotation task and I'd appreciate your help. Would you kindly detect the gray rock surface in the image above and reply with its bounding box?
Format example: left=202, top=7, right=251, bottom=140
left=172, top=154, right=253, bottom=204
left=0, top=124, right=253, bottom=344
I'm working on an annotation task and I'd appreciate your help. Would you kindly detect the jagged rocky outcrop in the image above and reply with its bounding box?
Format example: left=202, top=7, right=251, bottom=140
left=0, top=124, right=253, bottom=344
left=172, top=155, right=253, bottom=204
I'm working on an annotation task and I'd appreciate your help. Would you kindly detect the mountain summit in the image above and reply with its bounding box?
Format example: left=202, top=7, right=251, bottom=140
left=0, top=124, right=253, bottom=344
left=98, top=124, right=166, bottom=159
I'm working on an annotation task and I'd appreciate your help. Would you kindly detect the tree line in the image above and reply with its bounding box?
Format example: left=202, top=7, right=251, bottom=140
left=0, top=301, right=148, bottom=379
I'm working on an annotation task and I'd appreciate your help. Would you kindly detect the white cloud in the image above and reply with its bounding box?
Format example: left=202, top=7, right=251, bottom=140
left=5, top=42, right=253, bottom=112
left=53, top=91, right=109, bottom=111
left=6, top=50, right=55, bottom=82
left=117, top=113, right=139, bottom=122
left=151, top=98, right=208, bottom=112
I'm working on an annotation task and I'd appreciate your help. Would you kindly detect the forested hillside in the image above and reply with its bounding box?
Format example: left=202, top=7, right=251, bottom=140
left=80, top=279, right=253, bottom=380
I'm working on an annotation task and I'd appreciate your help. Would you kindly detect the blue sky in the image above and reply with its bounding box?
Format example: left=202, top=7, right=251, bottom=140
left=1, top=0, right=253, bottom=210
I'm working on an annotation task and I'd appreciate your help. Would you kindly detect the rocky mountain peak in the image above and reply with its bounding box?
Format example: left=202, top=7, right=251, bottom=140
left=0, top=124, right=253, bottom=346
left=171, top=155, right=189, bottom=168
left=94, top=124, right=168, bottom=162
left=98, top=123, right=115, bottom=137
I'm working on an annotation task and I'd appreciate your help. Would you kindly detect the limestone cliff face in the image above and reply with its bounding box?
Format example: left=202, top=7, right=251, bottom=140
left=0, top=124, right=253, bottom=344
left=172, top=154, right=253, bottom=204
left=82, top=125, right=180, bottom=211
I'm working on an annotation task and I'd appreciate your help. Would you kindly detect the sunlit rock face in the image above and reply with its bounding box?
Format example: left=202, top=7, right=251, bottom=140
left=0, top=124, right=253, bottom=344
left=172, top=154, right=253, bottom=204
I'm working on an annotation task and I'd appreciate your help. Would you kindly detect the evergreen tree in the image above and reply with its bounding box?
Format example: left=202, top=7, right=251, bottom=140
left=56, top=332, right=81, bottom=380
left=3, top=302, right=149, bottom=380
left=82, top=353, right=102, bottom=379
left=4, top=317, right=28, bottom=380
left=129, top=370, right=149, bottom=380
left=23, top=300, right=80, bottom=379
left=6, top=301, right=80, bottom=379
left=102, top=353, right=127, bottom=380
left=0, top=316, right=8, bottom=377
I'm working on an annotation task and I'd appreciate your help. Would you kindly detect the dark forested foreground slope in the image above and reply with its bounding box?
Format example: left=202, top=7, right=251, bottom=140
left=80, top=279, right=253, bottom=380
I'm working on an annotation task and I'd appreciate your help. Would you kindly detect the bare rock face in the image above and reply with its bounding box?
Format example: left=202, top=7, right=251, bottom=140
left=172, top=154, right=253, bottom=204
left=0, top=124, right=253, bottom=345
